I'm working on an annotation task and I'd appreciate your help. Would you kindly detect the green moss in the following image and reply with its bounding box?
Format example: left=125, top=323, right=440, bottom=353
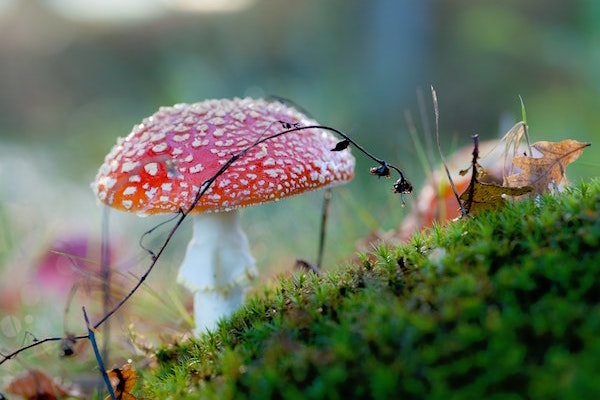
left=139, top=180, right=600, bottom=399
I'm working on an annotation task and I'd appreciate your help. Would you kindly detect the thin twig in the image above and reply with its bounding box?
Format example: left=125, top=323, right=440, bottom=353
left=404, top=109, right=433, bottom=178
left=464, top=135, right=480, bottom=214
left=83, top=307, right=116, bottom=400
left=431, top=85, right=467, bottom=217
left=138, top=211, right=183, bottom=261
left=416, top=86, right=436, bottom=167
left=316, top=188, right=332, bottom=270
left=0, top=334, right=88, bottom=366
left=101, top=207, right=111, bottom=371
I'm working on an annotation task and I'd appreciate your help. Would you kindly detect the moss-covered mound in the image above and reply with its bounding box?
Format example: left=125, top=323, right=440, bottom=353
left=140, top=180, right=600, bottom=399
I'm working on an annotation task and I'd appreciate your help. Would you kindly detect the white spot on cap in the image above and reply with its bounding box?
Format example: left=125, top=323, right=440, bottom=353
left=122, top=200, right=133, bottom=209
left=173, top=133, right=190, bottom=142
left=174, top=124, right=188, bottom=133
left=192, top=138, right=209, bottom=148
left=231, top=111, right=246, bottom=122
left=263, top=158, right=275, bottom=167
left=132, top=123, right=145, bottom=134
left=152, top=143, right=168, bottom=153
left=145, top=162, right=159, bottom=176
left=255, top=143, right=268, bottom=159
left=189, top=163, right=204, bottom=174
left=123, top=186, right=137, bottom=196
left=146, top=187, right=158, bottom=199
left=210, top=117, right=226, bottom=125
left=190, top=104, right=209, bottom=115
left=264, top=169, right=280, bottom=178
left=98, top=163, right=111, bottom=176
left=162, top=183, right=172, bottom=191
left=150, top=132, right=166, bottom=142
left=105, top=177, right=117, bottom=189
left=124, top=148, right=137, bottom=158
left=121, top=161, right=138, bottom=173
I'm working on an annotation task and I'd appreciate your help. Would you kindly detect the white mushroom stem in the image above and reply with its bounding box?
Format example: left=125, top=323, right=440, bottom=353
left=176, top=210, right=257, bottom=335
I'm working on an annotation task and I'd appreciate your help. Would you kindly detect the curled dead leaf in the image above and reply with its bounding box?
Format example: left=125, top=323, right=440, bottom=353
left=506, top=139, right=591, bottom=193
left=5, top=369, right=69, bottom=400
left=105, top=362, right=139, bottom=400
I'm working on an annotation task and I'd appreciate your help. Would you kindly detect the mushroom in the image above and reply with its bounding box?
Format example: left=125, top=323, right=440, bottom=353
left=92, top=98, right=355, bottom=334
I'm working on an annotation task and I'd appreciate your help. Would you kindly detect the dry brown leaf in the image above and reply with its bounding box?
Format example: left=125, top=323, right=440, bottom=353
left=506, top=139, right=591, bottom=193
left=4, top=368, right=69, bottom=400
left=105, top=362, right=139, bottom=400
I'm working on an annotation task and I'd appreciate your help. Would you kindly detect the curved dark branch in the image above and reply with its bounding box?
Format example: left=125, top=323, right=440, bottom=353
left=1, top=120, right=412, bottom=367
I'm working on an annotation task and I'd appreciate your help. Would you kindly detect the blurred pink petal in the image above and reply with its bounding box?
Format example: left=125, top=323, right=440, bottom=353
left=35, top=236, right=111, bottom=293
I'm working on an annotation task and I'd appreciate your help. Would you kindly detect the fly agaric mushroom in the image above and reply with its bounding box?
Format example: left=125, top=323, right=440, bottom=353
left=92, top=97, right=355, bottom=334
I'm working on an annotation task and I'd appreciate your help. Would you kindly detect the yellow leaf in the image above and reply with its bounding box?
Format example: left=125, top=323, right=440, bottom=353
left=460, top=177, right=533, bottom=215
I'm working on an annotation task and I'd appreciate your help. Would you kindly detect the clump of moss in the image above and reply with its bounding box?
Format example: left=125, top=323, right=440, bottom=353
left=139, top=180, right=600, bottom=399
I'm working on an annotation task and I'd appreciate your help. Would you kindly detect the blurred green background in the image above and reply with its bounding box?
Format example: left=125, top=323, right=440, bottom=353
left=0, top=0, right=599, bottom=344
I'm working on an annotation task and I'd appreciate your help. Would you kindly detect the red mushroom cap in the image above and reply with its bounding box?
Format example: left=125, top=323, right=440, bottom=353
left=93, top=98, right=355, bottom=215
